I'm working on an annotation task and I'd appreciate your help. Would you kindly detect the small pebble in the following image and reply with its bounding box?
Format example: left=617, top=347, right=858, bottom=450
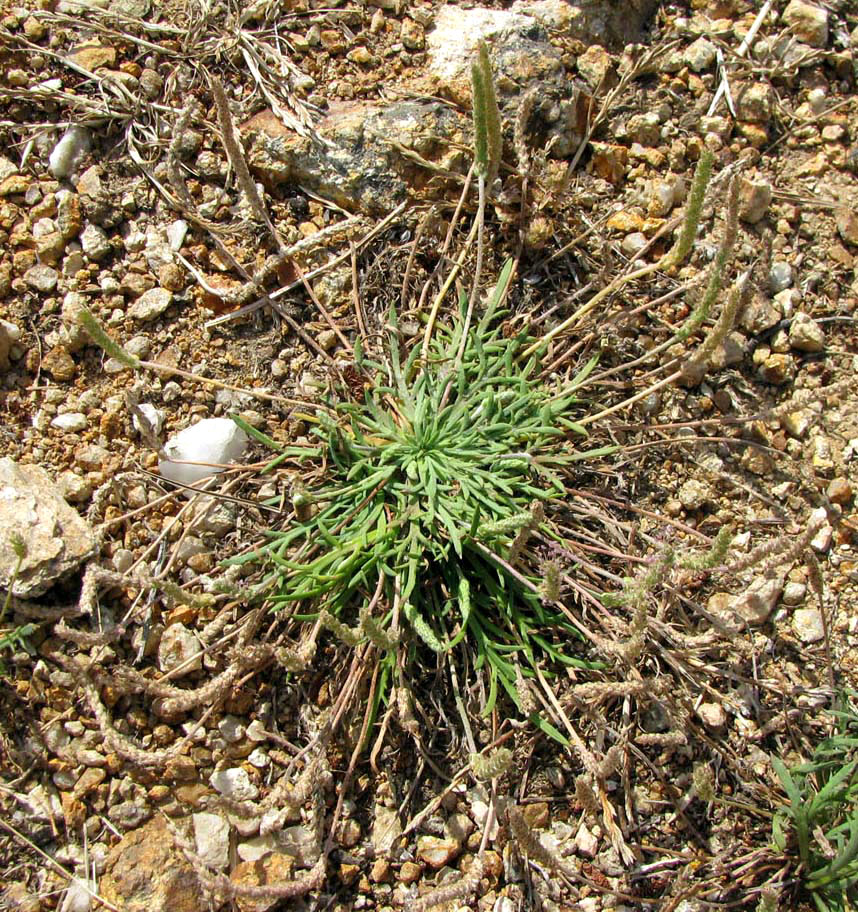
left=210, top=767, right=259, bottom=802
left=621, top=232, right=648, bottom=258
left=697, top=702, right=727, bottom=729
left=793, top=607, right=825, bottom=643
left=24, top=264, right=59, bottom=293
left=782, top=581, right=807, bottom=606
left=769, top=261, right=793, bottom=293
left=80, top=223, right=111, bottom=261
left=827, top=477, right=853, bottom=505
left=789, top=312, right=825, bottom=352
left=218, top=715, right=246, bottom=743
left=51, top=412, right=87, bottom=432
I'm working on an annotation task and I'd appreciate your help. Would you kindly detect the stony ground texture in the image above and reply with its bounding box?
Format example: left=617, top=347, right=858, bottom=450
left=1, top=0, right=858, bottom=910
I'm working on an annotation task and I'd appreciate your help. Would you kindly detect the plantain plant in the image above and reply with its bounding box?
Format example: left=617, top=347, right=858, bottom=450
left=229, top=261, right=610, bottom=738
left=73, top=41, right=742, bottom=747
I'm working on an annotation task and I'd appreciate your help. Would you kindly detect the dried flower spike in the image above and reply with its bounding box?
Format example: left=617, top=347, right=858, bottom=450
left=471, top=746, right=513, bottom=781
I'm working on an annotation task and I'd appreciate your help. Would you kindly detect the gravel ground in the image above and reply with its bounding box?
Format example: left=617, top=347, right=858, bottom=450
left=1, top=0, right=858, bottom=910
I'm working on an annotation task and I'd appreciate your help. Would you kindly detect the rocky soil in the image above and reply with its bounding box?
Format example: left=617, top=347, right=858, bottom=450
left=1, top=0, right=858, bottom=910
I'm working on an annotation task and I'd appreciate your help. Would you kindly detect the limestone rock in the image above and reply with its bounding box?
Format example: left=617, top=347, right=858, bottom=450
left=210, top=767, right=259, bottom=802
left=49, top=127, right=91, bottom=179
left=159, top=418, right=248, bottom=487
left=737, top=177, right=772, bottom=224
left=24, top=264, right=59, bottom=293
left=782, top=0, right=829, bottom=48
left=0, top=458, right=96, bottom=597
left=684, top=37, right=716, bottom=72
left=371, top=804, right=402, bottom=855
left=193, top=812, right=230, bottom=870
left=735, top=83, right=773, bottom=124
left=788, top=312, right=825, bottom=352
left=678, top=479, right=711, bottom=510
left=576, top=45, right=613, bottom=89
left=231, top=853, right=296, bottom=912
left=0, top=157, right=18, bottom=182
left=730, top=574, right=785, bottom=626
left=836, top=208, right=858, bottom=246
left=575, top=822, right=599, bottom=857
left=158, top=623, right=202, bottom=677
left=511, top=0, right=657, bottom=46
left=242, top=102, right=466, bottom=214
left=627, top=112, right=661, bottom=146
left=417, top=835, right=462, bottom=869
left=80, top=224, right=111, bottom=261
left=697, top=702, right=727, bottom=729
left=782, top=581, right=807, bottom=606
left=275, top=825, right=318, bottom=867
left=67, top=43, right=116, bottom=71
left=238, top=833, right=279, bottom=863
left=76, top=165, right=119, bottom=227
left=0, top=321, right=12, bottom=371
left=757, top=352, right=795, bottom=385
left=42, top=344, right=78, bottom=381
left=108, top=801, right=151, bottom=830
left=426, top=5, right=591, bottom=156
left=793, top=607, right=824, bottom=643
left=128, top=287, right=173, bottom=322
left=99, top=817, right=205, bottom=912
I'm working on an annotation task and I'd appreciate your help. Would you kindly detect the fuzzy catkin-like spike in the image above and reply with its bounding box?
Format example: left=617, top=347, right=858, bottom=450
left=765, top=376, right=853, bottom=425
left=478, top=42, right=502, bottom=183
left=571, top=680, right=650, bottom=702
left=78, top=308, right=141, bottom=369
left=169, top=813, right=326, bottom=903
left=595, top=744, right=624, bottom=779
left=359, top=605, right=399, bottom=651
left=514, top=87, right=537, bottom=175
left=319, top=608, right=362, bottom=646
left=275, top=637, right=316, bottom=672
left=661, top=147, right=714, bottom=269
left=681, top=526, right=733, bottom=571
left=57, top=654, right=189, bottom=769
left=675, top=175, right=740, bottom=344
left=153, top=578, right=217, bottom=611
left=601, top=590, right=630, bottom=608
left=540, top=558, right=562, bottom=602
left=478, top=511, right=534, bottom=538
left=509, top=806, right=571, bottom=875
left=405, top=604, right=445, bottom=652
left=682, top=268, right=751, bottom=382
left=636, top=731, right=687, bottom=748
left=508, top=501, right=544, bottom=565
left=756, top=889, right=779, bottom=912
left=471, top=62, right=489, bottom=177
left=470, top=747, right=513, bottom=781
left=641, top=546, right=675, bottom=591
left=395, top=686, right=420, bottom=736
left=604, top=545, right=674, bottom=611
left=412, top=856, right=483, bottom=912
left=574, top=775, right=602, bottom=821
left=692, top=763, right=716, bottom=802
left=210, top=77, right=285, bottom=254
left=515, top=665, right=539, bottom=715
left=723, top=512, right=826, bottom=577
left=9, top=532, right=26, bottom=560
left=210, top=77, right=280, bottom=245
